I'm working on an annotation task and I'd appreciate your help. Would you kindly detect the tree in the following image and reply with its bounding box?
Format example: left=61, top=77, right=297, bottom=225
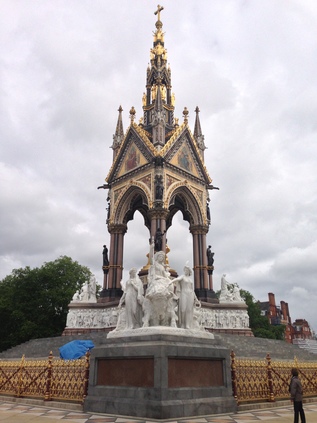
left=0, top=256, right=91, bottom=352
left=240, top=289, right=285, bottom=340
left=215, top=287, right=285, bottom=340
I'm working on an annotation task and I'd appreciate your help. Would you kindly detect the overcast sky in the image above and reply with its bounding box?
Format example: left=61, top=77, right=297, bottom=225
left=1, top=1, right=317, bottom=331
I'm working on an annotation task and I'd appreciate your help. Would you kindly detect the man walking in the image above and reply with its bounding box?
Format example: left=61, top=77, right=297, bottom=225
left=290, top=368, right=306, bottom=423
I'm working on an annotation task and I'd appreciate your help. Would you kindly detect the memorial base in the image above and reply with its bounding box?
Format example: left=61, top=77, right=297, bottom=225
left=84, top=332, right=237, bottom=419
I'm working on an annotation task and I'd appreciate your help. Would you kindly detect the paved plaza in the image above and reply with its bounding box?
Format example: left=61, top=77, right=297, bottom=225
left=0, top=400, right=316, bottom=423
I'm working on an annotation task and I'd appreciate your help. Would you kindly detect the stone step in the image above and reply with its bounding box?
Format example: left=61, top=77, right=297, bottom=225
left=0, top=331, right=316, bottom=361
left=0, top=332, right=108, bottom=359
left=214, top=333, right=317, bottom=360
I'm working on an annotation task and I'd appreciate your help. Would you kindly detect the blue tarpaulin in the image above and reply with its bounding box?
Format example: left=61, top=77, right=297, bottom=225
left=59, top=340, right=95, bottom=360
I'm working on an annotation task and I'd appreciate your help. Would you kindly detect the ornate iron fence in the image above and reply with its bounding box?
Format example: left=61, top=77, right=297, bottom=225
left=0, top=352, right=90, bottom=403
left=1, top=349, right=316, bottom=405
left=231, top=351, right=317, bottom=404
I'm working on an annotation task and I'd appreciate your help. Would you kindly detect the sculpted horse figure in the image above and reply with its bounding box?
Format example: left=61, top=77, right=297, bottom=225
left=142, top=239, right=177, bottom=328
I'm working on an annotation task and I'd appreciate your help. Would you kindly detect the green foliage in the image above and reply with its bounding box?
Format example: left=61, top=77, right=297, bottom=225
left=253, top=328, right=277, bottom=339
left=270, top=324, right=286, bottom=340
left=0, top=256, right=91, bottom=352
left=215, top=286, right=286, bottom=340
left=240, top=289, right=286, bottom=340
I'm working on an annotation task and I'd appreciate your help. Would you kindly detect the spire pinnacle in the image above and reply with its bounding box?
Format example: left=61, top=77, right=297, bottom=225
left=194, top=106, right=206, bottom=154
left=151, top=4, right=166, bottom=66
left=154, top=79, right=163, bottom=113
left=143, top=5, right=175, bottom=144
left=129, top=106, right=136, bottom=123
left=152, top=81, right=165, bottom=149
left=111, top=105, right=124, bottom=153
left=154, top=5, right=164, bottom=29
left=183, top=107, right=189, bottom=124
left=194, top=106, right=202, bottom=138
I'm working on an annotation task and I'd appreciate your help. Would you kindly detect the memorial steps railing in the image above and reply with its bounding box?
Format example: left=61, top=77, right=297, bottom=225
left=231, top=351, right=317, bottom=404
left=0, top=350, right=317, bottom=405
left=0, top=352, right=90, bottom=403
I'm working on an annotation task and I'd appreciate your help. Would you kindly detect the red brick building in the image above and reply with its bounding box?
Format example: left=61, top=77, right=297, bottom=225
left=258, top=293, right=312, bottom=343
left=292, top=318, right=312, bottom=340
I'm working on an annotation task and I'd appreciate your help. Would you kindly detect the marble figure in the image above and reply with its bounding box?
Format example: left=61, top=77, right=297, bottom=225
left=118, top=268, right=144, bottom=329
left=142, top=239, right=177, bottom=327
left=71, top=275, right=97, bottom=303
left=219, top=274, right=244, bottom=303
left=173, top=264, right=201, bottom=329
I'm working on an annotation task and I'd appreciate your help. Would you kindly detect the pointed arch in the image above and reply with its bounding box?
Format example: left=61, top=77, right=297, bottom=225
left=166, top=184, right=204, bottom=230
left=115, top=184, right=151, bottom=230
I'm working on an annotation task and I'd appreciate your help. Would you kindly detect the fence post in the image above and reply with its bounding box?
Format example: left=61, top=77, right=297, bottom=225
left=82, top=351, right=90, bottom=404
left=231, top=351, right=238, bottom=403
left=45, top=351, right=53, bottom=401
left=294, top=356, right=299, bottom=368
left=266, top=353, right=275, bottom=402
left=17, top=355, right=25, bottom=398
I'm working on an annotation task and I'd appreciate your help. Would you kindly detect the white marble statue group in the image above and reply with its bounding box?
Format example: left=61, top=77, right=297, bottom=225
left=115, top=238, right=201, bottom=332
left=71, top=275, right=97, bottom=303
left=219, top=274, right=244, bottom=303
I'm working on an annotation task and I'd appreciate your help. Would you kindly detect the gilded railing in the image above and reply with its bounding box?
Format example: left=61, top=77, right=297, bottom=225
left=231, top=351, right=317, bottom=404
left=1, top=349, right=317, bottom=405
left=0, top=352, right=90, bottom=403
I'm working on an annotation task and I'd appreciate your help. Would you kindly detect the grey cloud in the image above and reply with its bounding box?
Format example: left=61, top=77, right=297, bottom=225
left=1, top=0, right=317, bottom=331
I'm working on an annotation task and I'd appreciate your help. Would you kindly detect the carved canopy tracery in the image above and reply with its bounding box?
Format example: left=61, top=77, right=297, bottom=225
left=166, top=185, right=204, bottom=230
left=115, top=185, right=151, bottom=229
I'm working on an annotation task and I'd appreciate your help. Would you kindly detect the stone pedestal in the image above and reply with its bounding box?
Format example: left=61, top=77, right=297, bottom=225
left=84, top=331, right=237, bottom=419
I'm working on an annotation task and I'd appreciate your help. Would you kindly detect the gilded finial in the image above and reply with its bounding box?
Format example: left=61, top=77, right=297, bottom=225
left=154, top=4, right=164, bottom=21
left=129, top=106, right=136, bottom=122
left=183, top=107, right=189, bottom=123
left=154, top=5, right=164, bottom=30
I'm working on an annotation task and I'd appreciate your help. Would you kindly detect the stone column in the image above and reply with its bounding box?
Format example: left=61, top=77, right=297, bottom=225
left=192, top=232, right=200, bottom=289
left=116, top=231, right=124, bottom=287
left=99, top=223, right=127, bottom=303
left=148, top=209, right=168, bottom=252
left=190, top=224, right=218, bottom=303
left=160, top=217, right=167, bottom=252
left=150, top=218, right=156, bottom=243
left=208, top=273, right=214, bottom=291
left=107, top=233, right=116, bottom=289
left=201, top=232, right=208, bottom=289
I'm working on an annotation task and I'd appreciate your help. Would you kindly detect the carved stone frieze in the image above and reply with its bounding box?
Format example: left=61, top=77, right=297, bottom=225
left=200, top=308, right=250, bottom=330
left=66, top=307, right=119, bottom=329
left=66, top=305, right=249, bottom=331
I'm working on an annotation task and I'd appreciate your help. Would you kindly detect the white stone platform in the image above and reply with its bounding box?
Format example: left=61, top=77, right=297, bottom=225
left=107, top=325, right=214, bottom=339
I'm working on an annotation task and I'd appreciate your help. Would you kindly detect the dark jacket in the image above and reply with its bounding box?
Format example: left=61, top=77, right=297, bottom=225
left=290, top=376, right=303, bottom=402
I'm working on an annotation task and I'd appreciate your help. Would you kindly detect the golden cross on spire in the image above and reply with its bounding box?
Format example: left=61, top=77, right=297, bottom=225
left=154, top=4, right=164, bottom=21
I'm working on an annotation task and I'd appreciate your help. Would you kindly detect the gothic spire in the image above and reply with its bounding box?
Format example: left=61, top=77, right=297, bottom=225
left=193, top=106, right=206, bottom=157
left=142, top=5, right=175, bottom=143
left=154, top=77, right=163, bottom=114
left=111, top=105, right=124, bottom=159
left=152, top=79, right=165, bottom=149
